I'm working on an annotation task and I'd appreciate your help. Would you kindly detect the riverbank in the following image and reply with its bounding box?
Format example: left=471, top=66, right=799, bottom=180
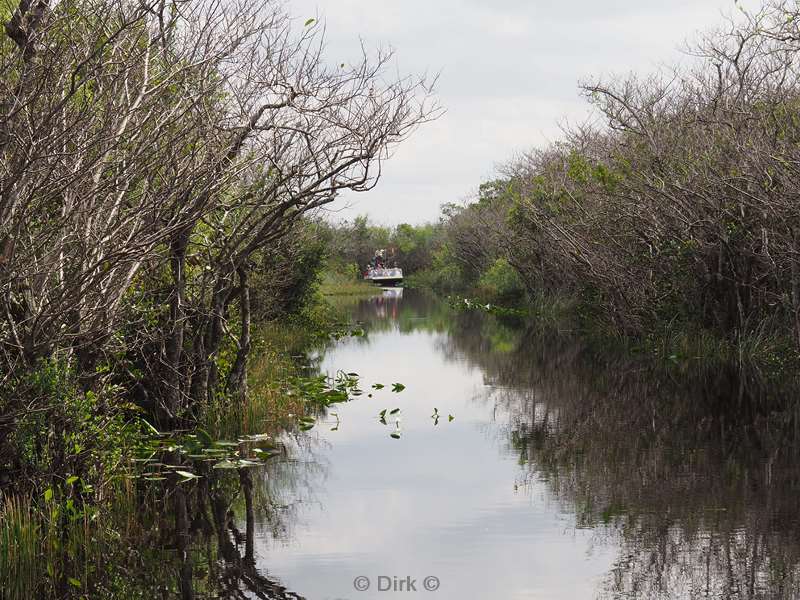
left=442, top=287, right=800, bottom=375
left=0, top=308, right=344, bottom=599
left=318, top=267, right=380, bottom=297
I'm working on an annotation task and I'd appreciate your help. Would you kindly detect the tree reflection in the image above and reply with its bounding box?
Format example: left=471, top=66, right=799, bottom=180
left=113, top=460, right=309, bottom=599
left=218, top=290, right=800, bottom=599
left=438, top=310, right=800, bottom=599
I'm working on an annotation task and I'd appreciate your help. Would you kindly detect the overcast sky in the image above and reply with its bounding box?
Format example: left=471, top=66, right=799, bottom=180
left=290, top=0, right=760, bottom=226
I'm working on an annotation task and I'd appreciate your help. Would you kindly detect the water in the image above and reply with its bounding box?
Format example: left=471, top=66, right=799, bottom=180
left=240, top=290, right=800, bottom=599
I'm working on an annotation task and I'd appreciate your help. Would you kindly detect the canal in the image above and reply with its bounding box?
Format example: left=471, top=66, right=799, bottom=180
left=240, top=289, right=800, bottom=599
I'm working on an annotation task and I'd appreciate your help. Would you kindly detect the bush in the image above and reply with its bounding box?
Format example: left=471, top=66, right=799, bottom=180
left=475, top=258, right=526, bottom=305
left=0, top=359, right=146, bottom=494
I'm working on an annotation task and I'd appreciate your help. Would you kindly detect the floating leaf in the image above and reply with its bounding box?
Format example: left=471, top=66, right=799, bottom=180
left=213, top=460, right=237, bottom=470
left=372, top=383, right=385, bottom=390
left=390, top=432, right=401, bottom=439
left=304, top=17, right=316, bottom=26
left=389, top=408, right=400, bottom=415
left=176, top=470, right=200, bottom=480
left=448, top=414, right=455, bottom=422
left=391, top=383, right=405, bottom=393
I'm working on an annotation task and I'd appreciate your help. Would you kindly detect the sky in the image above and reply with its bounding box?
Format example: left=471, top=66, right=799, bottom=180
left=289, top=0, right=761, bottom=226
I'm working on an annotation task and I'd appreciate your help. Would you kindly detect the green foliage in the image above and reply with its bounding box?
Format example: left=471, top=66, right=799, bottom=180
left=321, top=216, right=443, bottom=276
left=405, top=243, right=465, bottom=291
left=566, top=151, right=592, bottom=184
left=249, top=221, right=330, bottom=321
left=1, top=359, right=146, bottom=491
left=319, top=260, right=378, bottom=297
left=475, top=258, right=526, bottom=305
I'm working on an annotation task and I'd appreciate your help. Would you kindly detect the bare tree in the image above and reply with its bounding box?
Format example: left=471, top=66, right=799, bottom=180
left=480, top=0, right=800, bottom=345
left=0, top=0, right=438, bottom=425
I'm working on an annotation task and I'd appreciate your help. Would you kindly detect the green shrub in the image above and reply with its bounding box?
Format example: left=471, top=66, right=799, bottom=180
left=475, top=258, right=526, bottom=305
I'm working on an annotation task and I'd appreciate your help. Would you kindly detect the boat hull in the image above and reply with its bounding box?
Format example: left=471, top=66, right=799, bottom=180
left=364, top=267, right=403, bottom=286
left=368, top=277, right=403, bottom=286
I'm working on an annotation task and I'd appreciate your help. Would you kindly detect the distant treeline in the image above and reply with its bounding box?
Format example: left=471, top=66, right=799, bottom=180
left=330, top=2, right=800, bottom=355
left=321, top=217, right=441, bottom=274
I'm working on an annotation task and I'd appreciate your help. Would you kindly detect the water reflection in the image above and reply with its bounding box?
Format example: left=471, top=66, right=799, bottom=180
left=504, top=336, right=800, bottom=599
left=141, top=290, right=800, bottom=599
left=284, top=290, right=800, bottom=599
left=429, top=298, right=800, bottom=599
left=251, top=292, right=614, bottom=599
left=117, top=462, right=310, bottom=600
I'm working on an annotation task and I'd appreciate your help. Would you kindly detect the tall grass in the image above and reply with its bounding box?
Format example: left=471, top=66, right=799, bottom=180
left=202, top=323, right=312, bottom=439
left=318, top=268, right=378, bottom=297
left=0, top=494, right=41, bottom=599
left=0, top=476, right=174, bottom=599
left=0, top=492, right=96, bottom=599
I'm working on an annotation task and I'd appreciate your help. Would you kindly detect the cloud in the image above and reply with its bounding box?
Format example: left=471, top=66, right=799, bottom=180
left=292, top=0, right=763, bottom=224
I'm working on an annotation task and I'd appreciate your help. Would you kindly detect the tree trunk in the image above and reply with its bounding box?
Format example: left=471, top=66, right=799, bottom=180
left=227, top=267, right=251, bottom=403
left=190, top=274, right=233, bottom=407
left=791, top=229, right=800, bottom=347
left=165, top=231, right=189, bottom=424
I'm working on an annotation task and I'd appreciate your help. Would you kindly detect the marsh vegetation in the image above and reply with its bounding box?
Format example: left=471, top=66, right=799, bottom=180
left=5, top=0, right=800, bottom=598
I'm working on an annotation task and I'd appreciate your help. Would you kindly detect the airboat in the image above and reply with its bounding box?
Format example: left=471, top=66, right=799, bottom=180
left=364, top=249, right=403, bottom=286
left=363, top=266, right=403, bottom=286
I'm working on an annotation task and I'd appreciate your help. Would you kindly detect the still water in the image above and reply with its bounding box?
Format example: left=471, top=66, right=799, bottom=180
left=242, top=290, right=800, bottom=600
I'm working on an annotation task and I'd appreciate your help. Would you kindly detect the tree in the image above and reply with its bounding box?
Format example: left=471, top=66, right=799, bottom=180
left=0, top=0, right=439, bottom=424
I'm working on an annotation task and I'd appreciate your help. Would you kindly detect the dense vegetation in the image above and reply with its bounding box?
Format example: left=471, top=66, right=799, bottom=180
left=319, top=216, right=443, bottom=278
left=329, top=2, right=800, bottom=363
left=5, top=0, right=800, bottom=595
left=491, top=0, right=800, bottom=349
left=0, top=0, right=434, bottom=596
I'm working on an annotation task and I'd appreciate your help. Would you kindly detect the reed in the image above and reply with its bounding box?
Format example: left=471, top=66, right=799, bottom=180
left=0, top=494, right=41, bottom=599
left=318, top=269, right=378, bottom=297
left=202, top=323, right=312, bottom=439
